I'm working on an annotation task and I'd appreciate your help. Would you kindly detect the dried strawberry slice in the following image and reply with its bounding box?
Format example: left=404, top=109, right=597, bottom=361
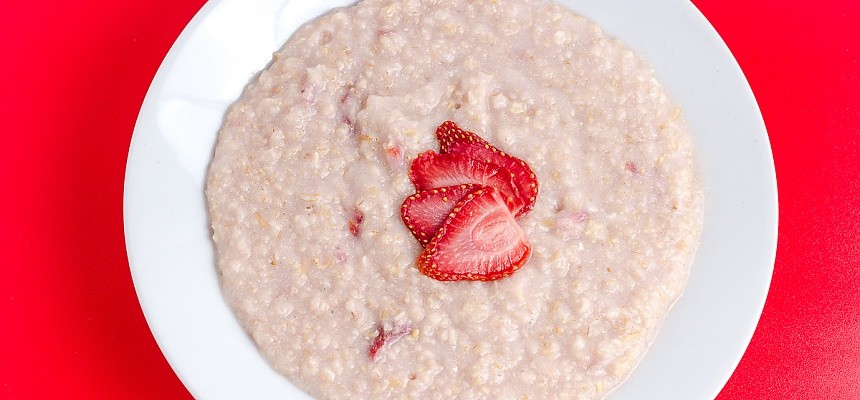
left=418, top=186, right=531, bottom=281
left=408, top=150, right=523, bottom=214
left=435, top=121, right=538, bottom=217
left=400, top=184, right=482, bottom=246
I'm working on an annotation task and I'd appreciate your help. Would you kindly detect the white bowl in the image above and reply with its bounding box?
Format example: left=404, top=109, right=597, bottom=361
left=124, top=0, right=777, bottom=398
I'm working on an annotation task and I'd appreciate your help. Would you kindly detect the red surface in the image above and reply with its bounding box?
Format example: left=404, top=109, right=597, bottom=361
left=0, top=1, right=857, bottom=399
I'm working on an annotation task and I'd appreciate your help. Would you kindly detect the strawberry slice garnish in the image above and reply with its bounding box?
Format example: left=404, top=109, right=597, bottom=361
left=435, top=121, right=538, bottom=217
left=417, top=186, right=531, bottom=281
left=408, top=150, right=523, bottom=214
left=397, top=121, right=537, bottom=282
left=400, top=184, right=482, bottom=246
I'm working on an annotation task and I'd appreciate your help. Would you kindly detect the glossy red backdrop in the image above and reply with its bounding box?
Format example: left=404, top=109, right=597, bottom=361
left=1, top=1, right=857, bottom=399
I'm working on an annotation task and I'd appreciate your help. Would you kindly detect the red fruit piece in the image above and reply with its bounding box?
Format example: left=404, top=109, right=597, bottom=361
left=408, top=150, right=522, bottom=214
left=625, top=161, right=639, bottom=173
left=368, top=322, right=414, bottom=361
left=401, top=184, right=482, bottom=246
left=348, top=208, right=364, bottom=237
left=435, top=121, right=538, bottom=217
left=385, top=145, right=404, bottom=167
left=418, top=186, right=531, bottom=281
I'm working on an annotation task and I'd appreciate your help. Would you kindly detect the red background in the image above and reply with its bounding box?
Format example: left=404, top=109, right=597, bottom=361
left=1, top=1, right=858, bottom=399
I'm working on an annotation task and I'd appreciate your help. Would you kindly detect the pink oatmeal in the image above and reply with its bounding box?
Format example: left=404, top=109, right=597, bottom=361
left=206, top=0, right=703, bottom=398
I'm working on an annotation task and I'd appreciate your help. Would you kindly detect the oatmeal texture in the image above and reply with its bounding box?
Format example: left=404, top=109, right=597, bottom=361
left=206, top=0, right=704, bottom=398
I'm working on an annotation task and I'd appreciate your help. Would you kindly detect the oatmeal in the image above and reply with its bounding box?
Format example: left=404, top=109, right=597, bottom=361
left=205, top=0, right=703, bottom=398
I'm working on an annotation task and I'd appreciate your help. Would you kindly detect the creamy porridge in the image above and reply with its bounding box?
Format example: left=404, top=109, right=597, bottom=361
left=205, top=0, right=703, bottom=398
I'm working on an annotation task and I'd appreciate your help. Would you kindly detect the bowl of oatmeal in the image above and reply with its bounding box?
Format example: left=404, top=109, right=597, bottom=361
left=124, top=0, right=777, bottom=399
